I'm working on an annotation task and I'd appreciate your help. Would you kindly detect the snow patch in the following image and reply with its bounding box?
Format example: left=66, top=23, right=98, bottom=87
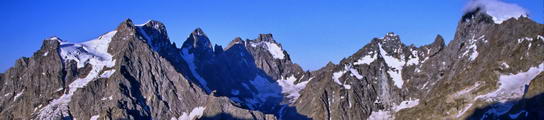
left=101, top=96, right=113, bottom=101
left=476, top=63, right=544, bottom=102
left=171, top=106, right=206, bottom=120
left=474, top=63, right=544, bottom=117
left=354, top=52, right=377, bottom=65
left=464, top=0, right=528, bottom=24
left=405, top=50, right=420, bottom=66
left=277, top=75, right=310, bottom=103
left=349, top=67, right=364, bottom=80
left=13, top=89, right=24, bottom=101
left=60, top=31, right=117, bottom=68
left=393, top=99, right=420, bottom=112
left=99, top=69, right=116, bottom=78
left=461, top=35, right=483, bottom=61
left=501, top=62, right=510, bottom=69
left=454, top=82, right=482, bottom=97
left=368, top=98, right=419, bottom=119
left=250, top=41, right=285, bottom=59
left=332, top=69, right=351, bottom=89
left=368, top=110, right=392, bottom=120
left=517, top=37, right=534, bottom=43
left=456, top=103, right=474, bottom=118
left=90, top=115, right=100, bottom=120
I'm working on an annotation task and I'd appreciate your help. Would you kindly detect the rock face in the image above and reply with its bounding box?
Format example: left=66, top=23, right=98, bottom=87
left=292, top=11, right=544, bottom=120
left=0, top=10, right=543, bottom=120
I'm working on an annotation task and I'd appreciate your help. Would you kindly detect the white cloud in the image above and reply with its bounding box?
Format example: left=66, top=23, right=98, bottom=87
left=463, top=0, right=528, bottom=24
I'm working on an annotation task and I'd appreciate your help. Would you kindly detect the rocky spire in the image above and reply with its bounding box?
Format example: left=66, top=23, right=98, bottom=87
left=182, top=28, right=212, bottom=50
left=256, top=34, right=275, bottom=42
left=115, top=19, right=136, bottom=35
left=135, top=20, right=172, bottom=51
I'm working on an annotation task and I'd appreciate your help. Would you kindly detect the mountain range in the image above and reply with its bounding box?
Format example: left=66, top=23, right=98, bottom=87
left=0, top=6, right=543, bottom=120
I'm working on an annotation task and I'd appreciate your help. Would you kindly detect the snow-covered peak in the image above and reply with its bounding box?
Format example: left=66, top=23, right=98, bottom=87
left=464, top=0, right=528, bottom=24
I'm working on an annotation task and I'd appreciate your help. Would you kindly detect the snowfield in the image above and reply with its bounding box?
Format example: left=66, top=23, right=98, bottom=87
left=38, top=30, right=118, bottom=119
left=474, top=62, right=544, bottom=117
left=277, top=75, right=310, bottom=103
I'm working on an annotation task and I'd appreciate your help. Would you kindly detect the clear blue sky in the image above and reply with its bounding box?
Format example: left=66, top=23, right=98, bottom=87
left=1, top=0, right=542, bottom=71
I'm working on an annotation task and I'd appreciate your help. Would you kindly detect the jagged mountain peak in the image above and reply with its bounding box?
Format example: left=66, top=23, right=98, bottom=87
left=136, top=20, right=165, bottom=29
left=192, top=28, right=207, bottom=37
left=433, top=34, right=445, bottom=45
left=133, top=20, right=174, bottom=52
left=371, top=32, right=403, bottom=47
left=115, top=19, right=136, bottom=33
left=256, top=34, right=275, bottom=42
left=182, top=28, right=212, bottom=50
left=41, top=37, right=61, bottom=50
left=247, top=34, right=287, bottom=60
left=461, top=7, right=495, bottom=24
left=1, top=8, right=542, bottom=119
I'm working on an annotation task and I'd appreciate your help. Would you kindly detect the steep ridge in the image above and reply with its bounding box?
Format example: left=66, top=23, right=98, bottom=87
left=396, top=10, right=544, bottom=119
left=292, top=32, right=444, bottom=120
left=292, top=9, right=544, bottom=120
left=179, top=29, right=310, bottom=119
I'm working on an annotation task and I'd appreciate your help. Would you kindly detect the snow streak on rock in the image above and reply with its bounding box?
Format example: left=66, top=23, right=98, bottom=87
left=251, top=41, right=285, bottom=59
left=393, top=99, right=420, bottom=112
left=378, top=44, right=404, bottom=88
left=171, top=106, right=206, bottom=120
left=181, top=47, right=210, bottom=92
left=354, top=51, right=377, bottom=65
left=332, top=65, right=355, bottom=89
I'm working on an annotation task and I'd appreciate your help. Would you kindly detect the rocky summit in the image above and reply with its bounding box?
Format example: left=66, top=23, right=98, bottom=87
left=1, top=9, right=543, bottom=120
